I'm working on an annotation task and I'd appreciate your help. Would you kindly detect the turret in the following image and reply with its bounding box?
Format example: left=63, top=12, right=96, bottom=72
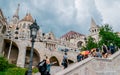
left=89, top=18, right=100, bottom=35
left=11, top=4, right=20, bottom=24
left=13, top=4, right=20, bottom=19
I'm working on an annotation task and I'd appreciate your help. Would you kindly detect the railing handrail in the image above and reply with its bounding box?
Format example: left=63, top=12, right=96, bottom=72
left=55, top=49, right=120, bottom=75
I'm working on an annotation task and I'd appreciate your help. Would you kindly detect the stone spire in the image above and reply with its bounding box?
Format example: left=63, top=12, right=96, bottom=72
left=89, top=17, right=100, bottom=36
left=13, top=4, right=20, bottom=19
left=90, top=17, right=97, bottom=28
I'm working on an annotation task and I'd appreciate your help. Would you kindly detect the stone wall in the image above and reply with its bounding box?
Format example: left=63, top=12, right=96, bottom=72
left=55, top=50, right=120, bottom=75
left=6, top=40, right=78, bottom=67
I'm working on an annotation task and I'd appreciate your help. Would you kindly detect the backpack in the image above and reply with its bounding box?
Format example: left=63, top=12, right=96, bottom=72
left=38, top=60, right=47, bottom=73
left=103, top=45, right=107, bottom=53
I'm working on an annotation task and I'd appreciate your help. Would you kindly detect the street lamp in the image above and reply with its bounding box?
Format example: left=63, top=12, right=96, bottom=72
left=28, top=20, right=39, bottom=75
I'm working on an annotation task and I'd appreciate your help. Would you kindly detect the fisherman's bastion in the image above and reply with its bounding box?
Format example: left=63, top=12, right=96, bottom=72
left=1, top=4, right=120, bottom=75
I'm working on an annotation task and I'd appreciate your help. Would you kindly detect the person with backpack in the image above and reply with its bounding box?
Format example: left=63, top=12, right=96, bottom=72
left=61, top=52, right=68, bottom=69
left=102, top=44, right=108, bottom=54
left=37, top=59, right=47, bottom=75
left=109, top=43, right=115, bottom=54
left=95, top=48, right=102, bottom=58
left=45, top=56, right=57, bottom=75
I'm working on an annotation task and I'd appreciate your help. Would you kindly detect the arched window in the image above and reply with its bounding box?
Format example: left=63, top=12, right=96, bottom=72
left=16, top=25, right=19, bottom=30
left=28, top=24, right=30, bottom=29
left=92, top=30, right=94, bottom=33
left=95, top=29, right=96, bottom=32
left=48, top=37, right=51, bottom=39
left=77, top=41, right=83, bottom=48
left=15, top=37, right=18, bottom=39
left=23, top=23, right=26, bottom=28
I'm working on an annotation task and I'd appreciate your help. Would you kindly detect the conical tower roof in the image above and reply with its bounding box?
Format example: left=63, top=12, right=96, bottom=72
left=90, top=18, right=99, bottom=28
left=13, top=4, right=20, bottom=19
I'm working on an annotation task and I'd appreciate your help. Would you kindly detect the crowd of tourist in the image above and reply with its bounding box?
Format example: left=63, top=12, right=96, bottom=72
left=77, top=43, right=116, bottom=62
left=25, top=43, right=117, bottom=75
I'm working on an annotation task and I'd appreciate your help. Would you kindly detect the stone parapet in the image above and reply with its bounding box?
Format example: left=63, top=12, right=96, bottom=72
left=55, top=50, right=120, bottom=75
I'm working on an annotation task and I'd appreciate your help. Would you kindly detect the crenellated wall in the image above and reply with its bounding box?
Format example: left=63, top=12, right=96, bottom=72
left=55, top=50, right=120, bottom=75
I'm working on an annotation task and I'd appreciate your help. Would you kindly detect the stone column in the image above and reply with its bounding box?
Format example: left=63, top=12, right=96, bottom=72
left=17, top=43, right=26, bottom=67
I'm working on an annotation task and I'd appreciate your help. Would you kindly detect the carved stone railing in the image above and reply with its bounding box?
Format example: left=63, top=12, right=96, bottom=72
left=55, top=50, right=120, bottom=75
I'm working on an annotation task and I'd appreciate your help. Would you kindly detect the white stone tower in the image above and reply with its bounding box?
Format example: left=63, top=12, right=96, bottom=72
left=89, top=18, right=100, bottom=42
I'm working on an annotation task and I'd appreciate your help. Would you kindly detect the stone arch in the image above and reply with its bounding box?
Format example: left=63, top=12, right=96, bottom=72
left=77, top=41, right=83, bottom=48
left=1, top=25, right=6, bottom=34
left=3, top=39, right=19, bottom=64
left=49, top=56, right=59, bottom=66
left=25, top=47, right=40, bottom=67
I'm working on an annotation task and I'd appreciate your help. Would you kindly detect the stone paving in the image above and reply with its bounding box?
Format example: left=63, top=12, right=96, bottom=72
left=34, top=66, right=63, bottom=75
left=34, top=62, right=76, bottom=75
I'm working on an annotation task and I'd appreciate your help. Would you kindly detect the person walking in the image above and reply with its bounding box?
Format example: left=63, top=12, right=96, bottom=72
left=45, top=56, right=51, bottom=75
left=62, top=52, right=68, bottom=69
left=102, top=44, right=108, bottom=54
left=45, top=56, right=57, bottom=75
left=95, top=48, right=102, bottom=58
left=37, top=59, right=47, bottom=75
left=109, top=43, right=115, bottom=54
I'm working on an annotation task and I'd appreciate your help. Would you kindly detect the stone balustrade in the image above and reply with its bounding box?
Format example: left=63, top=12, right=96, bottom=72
left=55, top=50, right=120, bottom=75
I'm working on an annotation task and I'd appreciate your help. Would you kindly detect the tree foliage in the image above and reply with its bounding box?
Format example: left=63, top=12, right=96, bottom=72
left=85, top=36, right=97, bottom=50
left=0, top=56, right=16, bottom=72
left=99, top=24, right=120, bottom=48
left=0, top=56, right=9, bottom=71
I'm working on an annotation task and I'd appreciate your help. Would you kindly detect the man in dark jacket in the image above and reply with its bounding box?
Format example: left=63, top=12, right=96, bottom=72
left=77, top=53, right=83, bottom=62
left=38, top=60, right=47, bottom=75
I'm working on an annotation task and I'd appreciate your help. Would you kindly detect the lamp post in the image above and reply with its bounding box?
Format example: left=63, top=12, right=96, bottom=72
left=28, top=20, right=39, bottom=75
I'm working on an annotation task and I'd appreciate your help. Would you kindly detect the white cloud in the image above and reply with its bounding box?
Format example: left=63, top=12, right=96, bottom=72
left=4, top=0, right=120, bottom=37
left=95, top=0, right=120, bottom=32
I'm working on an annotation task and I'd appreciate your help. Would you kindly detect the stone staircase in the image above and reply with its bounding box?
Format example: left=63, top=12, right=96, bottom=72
left=55, top=49, right=120, bottom=75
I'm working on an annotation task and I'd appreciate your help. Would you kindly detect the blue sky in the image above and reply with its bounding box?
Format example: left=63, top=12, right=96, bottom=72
left=0, top=0, right=120, bottom=38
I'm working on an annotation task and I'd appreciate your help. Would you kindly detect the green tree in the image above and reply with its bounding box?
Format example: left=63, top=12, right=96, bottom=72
left=99, top=24, right=120, bottom=49
left=85, top=36, right=97, bottom=50
left=0, top=56, right=9, bottom=71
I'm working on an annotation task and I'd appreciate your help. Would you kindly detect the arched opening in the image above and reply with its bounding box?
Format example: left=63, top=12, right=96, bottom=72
left=2, top=25, right=6, bottom=34
left=23, top=23, right=26, bottom=28
left=68, top=59, right=74, bottom=64
left=25, top=47, right=40, bottom=68
left=93, top=38, right=96, bottom=42
left=3, top=39, right=19, bottom=64
left=77, top=41, right=83, bottom=48
left=49, top=56, right=59, bottom=66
